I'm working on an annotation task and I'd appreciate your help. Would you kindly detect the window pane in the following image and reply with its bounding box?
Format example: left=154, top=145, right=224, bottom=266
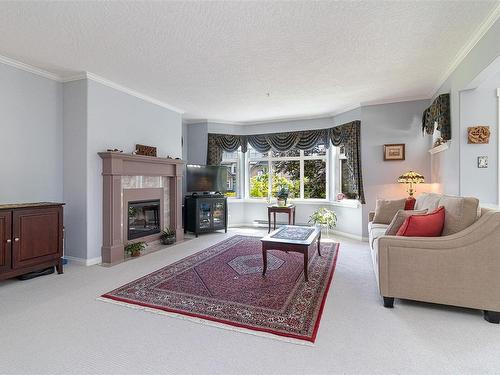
left=304, top=144, right=327, bottom=156
left=248, top=146, right=269, bottom=159
left=249, top=161, right=269, bottom=198
left=221, top=161, right=237, bottom=197
left=272, top=161, right=300, bottom=199
left=272, top=149, right=300, bottom=158
left=222, top=150, right=238, bottom=160
left=304, top=160, right=326, bottom=199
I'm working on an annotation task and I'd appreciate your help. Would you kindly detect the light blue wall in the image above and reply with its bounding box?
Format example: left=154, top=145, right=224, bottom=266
left=0, top=62, right=63, bottom=203
left=63, top=79, right=88, bottom=260
left=360, top=100, right=431, bottom=236
left=86, top=79, right=183, bottom=261
left=432, top=18, right=500, bottom=196
left=459, top=70, right=500, bottom=204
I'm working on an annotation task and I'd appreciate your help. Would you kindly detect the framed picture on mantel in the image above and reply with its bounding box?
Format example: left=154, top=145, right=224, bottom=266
left=383, top=144, right=405, bottom=161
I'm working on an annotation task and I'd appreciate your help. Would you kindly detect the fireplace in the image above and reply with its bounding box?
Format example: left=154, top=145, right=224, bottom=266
left=99, top=152, right=184, bottom=264
left=128, top=199, right=161, bottom=240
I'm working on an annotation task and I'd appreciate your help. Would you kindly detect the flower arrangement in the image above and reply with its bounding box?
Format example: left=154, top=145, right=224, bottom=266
left=308, top=208, right=337, bottom=232
left=160, top=227, right=176, bottom=245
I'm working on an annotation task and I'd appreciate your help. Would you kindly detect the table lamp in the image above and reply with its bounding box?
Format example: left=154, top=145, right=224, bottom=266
left=397, top=171, right=425, bottom=197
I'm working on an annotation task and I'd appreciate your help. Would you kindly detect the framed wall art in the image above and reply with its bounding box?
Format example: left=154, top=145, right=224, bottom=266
left=383, top=144, right=405, bottom=161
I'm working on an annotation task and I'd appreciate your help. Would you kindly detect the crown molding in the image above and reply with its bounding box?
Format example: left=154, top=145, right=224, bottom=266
left=360, top=95, right=430, bottom=107
left=0, top=54, right=61, bottom=81
left=84, top=73, right=185, bottom=113
left=430, top=2, right=500, bottom=97
left=0, top=54, right=184, bottom=114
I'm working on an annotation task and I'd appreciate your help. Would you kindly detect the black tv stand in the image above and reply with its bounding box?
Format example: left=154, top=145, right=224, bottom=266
left=184, top=194, right=227, bottom=237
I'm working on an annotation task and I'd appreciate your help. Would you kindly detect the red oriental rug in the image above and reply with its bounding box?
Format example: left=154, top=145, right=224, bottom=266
left=99, top=235, right=339, bottom=344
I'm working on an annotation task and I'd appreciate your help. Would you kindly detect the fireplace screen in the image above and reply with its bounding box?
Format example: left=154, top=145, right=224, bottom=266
left=128, top=200, right=161, bottom=240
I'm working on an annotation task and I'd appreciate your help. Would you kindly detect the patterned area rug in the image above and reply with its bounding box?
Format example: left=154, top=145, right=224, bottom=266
left=100, top=235, right=339, bottom=344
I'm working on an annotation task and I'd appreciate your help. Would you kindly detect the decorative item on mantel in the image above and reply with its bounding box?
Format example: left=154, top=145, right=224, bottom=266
left=106, top=148, right=123, bottom=153
left=135, top=144, right=157, bottom=157
left=468, top=126, right=490, bottom=144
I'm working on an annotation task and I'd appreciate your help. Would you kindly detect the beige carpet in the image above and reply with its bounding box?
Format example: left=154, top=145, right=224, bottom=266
left=0, top=228, right=498, bottom=375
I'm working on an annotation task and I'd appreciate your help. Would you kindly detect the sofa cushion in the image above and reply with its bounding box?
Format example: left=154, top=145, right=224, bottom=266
left=373, top=198, right=407, bottom=224
left=396, top=207, right=445, bottom=237
left=385, top=209, right=428, bottom=235
left=438, top=195, right=479, bottom=235
left=415, top=192, right=441, bottom=211
left=370, top=226, right=388, bottom=248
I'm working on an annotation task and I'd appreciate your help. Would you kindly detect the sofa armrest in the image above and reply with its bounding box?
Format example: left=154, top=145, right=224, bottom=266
left=368, top=211, right=375, bottom=222
left=376, top=210, right=500, bottom=311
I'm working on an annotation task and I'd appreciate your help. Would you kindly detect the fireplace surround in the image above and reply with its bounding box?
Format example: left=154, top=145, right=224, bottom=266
left=99, top=152, right=185, bottom=264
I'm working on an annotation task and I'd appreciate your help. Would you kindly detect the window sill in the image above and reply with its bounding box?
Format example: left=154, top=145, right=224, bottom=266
left=227, top=198, right=360, bottom=208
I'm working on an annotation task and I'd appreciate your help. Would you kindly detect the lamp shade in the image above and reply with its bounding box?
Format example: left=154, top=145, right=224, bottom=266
left=397, top=171, right=425, bottom=184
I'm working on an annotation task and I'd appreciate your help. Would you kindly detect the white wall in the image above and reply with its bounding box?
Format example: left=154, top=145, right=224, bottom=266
left=459, top=70, right=500, bottom=204
left=62, top=80, right=88, bottom=260
left=0, top=62, right=63, bottom=203
left=85, top=79, right=183, bottom=261
left=432, top=18, right=500, bottom=195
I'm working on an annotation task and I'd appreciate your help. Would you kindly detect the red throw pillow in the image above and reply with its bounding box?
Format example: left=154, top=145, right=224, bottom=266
left=396, top=206, right=445, bottom=237
left=404, top=197, right=416, bottom=210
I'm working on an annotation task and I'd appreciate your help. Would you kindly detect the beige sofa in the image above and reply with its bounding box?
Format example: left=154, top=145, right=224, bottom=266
left=368, top=193, right=500, bottom=323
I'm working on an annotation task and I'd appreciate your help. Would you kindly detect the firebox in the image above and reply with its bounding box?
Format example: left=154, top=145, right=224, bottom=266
left=128, top=199, right=161, bottom=240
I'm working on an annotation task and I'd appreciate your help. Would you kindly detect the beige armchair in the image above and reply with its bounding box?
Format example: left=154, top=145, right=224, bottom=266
left=369, top=195, right=500, bottom=324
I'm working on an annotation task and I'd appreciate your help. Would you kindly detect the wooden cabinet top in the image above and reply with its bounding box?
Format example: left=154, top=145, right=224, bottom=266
left=0, top=202, right=65, bottom=210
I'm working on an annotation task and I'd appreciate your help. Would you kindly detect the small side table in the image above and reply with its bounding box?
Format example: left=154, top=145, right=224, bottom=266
left=267, top=205, right=296, bottom=233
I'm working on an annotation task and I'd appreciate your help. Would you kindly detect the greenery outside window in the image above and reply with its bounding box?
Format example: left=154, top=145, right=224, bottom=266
left=246, top=144, right=329, bottom=200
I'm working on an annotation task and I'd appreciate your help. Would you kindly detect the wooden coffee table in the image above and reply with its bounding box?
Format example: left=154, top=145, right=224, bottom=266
left=261, top=225, right=321, bottom=282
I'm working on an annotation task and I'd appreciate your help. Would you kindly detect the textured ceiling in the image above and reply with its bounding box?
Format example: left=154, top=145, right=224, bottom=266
left=0, top=1, right=497, bottom=123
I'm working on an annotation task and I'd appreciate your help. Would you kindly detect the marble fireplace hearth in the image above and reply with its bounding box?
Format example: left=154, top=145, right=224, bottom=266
left=99, top=152, right=185, bottom=264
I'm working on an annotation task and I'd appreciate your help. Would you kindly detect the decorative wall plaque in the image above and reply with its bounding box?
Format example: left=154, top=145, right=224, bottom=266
left=467, top=126, right=490, bottom=144
left=478, top=156, right=488, bottom=168
left=135, top=144, right=157, bottom=157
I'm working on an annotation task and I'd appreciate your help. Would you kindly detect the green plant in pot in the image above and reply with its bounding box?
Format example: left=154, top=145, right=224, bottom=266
left=160, top=227, right=176, bottom=245
left=276, top=186, right=289, bottom=207
left=309, top=208, right=337, bottom=235
left=125, top=242, right=147, bottom=257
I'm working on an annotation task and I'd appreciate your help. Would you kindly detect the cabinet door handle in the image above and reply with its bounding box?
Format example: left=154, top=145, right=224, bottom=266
left=14, top=238, right=19, bottom=242
left=6, top=239, right=11, bottom=243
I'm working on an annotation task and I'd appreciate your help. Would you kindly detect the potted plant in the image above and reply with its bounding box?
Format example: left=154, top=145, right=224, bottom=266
left=276, top=186, right=289, bottom=207
left=124, top=242, right=147, bottom=257
left=308, top=208, right=337, bottom=235
left=160, top=227, right=176, bottom=245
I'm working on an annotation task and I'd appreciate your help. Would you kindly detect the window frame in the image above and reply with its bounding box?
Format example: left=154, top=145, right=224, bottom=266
left=244, top=145, right=331, bottom=201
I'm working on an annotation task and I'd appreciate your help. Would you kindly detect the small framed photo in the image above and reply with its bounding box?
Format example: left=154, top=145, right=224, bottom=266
left=383, top=144, right=405, bottom=161
left=478, top=156, right=488, bottom=168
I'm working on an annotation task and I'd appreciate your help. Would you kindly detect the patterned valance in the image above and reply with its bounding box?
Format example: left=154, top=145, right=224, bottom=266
left=422, top=93, right=451, bottom=141
left=206, top=121, right=365, bottom=203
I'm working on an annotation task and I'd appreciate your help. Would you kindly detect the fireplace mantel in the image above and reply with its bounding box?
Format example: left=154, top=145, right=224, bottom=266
left=99, top=152, right=185, bottom=264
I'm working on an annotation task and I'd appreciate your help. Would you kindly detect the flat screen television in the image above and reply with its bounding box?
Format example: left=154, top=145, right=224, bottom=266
left=186, top=165, right=228, bottom=193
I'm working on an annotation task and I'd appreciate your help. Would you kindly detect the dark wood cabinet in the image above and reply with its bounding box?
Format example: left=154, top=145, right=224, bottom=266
left=184, top=195, right=227, bottom=237
left=0, top=203, right=64, bottom=281
left=0, top=211, right=12, bottom=273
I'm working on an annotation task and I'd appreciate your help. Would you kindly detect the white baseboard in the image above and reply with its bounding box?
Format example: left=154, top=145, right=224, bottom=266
left=64, top=255, right=102, bottom=266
